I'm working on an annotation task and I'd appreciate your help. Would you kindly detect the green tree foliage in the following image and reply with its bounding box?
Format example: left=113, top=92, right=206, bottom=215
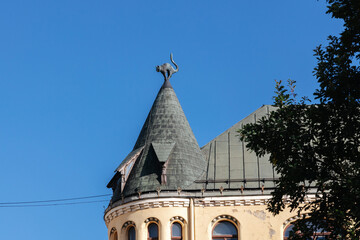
left=239, top=0, right=360, bottom=238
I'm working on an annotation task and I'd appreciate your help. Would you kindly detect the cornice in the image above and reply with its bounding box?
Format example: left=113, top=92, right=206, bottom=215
left=104, top=197, right=190, bottom=225
left=193, top=195, right=272, bottom=207
left=104, top=194, right=317, bottom=225
left=104, top=195, right=276, bottom=225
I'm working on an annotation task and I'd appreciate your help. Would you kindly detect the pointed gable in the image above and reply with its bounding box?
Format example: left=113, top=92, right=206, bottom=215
left=151, top=142, right=175, bottom=163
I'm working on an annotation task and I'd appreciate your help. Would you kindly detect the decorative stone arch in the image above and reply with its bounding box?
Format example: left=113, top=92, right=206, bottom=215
left=170, top=216, right=186, bottom=240
left=282, top=214, right=331, bottom=240
left=211, top=215, right=239, bottom=240
left=282, top=214, right=308, bottom=239
left=122, top=221, right=136, bottom=230
left=283, top=214, right=308, bottom=228
left=145, top=217, right=160, bottom=224
left=170, top=216, right=186, bottom=224
left=109, top=227, right=118, bottom=240
left=211, top=215, right=238, bottom=226
left=119, top=221, right=136, bottom=240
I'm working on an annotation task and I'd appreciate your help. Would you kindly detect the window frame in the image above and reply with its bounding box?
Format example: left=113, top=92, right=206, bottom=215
left=283, top=222, right=332, bottom=240
left=110, top=228, right=118, bottom=240
left=147, top=221, right=160, bottom=240
left=171, top=221, right=184, bottom=240
left=126, top=225, right=136, bottom=240
left=211, top=220, right=239, bottom=240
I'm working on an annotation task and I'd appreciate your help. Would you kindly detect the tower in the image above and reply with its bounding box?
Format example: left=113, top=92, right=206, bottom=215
left=104, top=56, right=306, bottom=240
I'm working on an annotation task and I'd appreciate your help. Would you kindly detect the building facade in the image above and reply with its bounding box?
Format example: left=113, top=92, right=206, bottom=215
left=104, top=79, right=305, bottom=240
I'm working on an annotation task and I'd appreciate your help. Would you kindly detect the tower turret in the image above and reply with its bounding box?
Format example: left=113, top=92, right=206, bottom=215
left=107, top=55, right=206, bottom=206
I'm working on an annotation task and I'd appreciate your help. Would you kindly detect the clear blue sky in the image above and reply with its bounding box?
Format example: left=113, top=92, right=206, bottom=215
left=0, top=1, right=343, bottom=239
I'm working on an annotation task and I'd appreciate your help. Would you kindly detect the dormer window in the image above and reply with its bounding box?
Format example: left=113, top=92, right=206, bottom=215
left=112, top=146, right=144, bottom=192
left=118, top=160, right=136, bottom=192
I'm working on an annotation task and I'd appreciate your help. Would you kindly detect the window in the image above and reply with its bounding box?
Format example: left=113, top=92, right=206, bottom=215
left=110, top=229, right=118, bottom=240
left=171, top=222, right=182, bottom=240
left=127, top=226, right=136, bottom=240
left=284, top=223, right=331, bottom=239
left=212, top=221, right=238, bottom=240
left=148, top=223, right=159, bottom=240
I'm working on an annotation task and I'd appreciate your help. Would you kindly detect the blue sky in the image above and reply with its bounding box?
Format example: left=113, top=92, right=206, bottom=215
left=0, top=1, right=343, bottom=239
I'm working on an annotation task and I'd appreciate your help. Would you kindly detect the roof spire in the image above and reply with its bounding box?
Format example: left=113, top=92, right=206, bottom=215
left=108, top=56, right=206, bottom=203
left=109, top=77, right=206, bottom=199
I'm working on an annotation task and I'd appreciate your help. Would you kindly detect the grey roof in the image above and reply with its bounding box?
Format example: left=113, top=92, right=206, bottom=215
left=107, top=79, right=281, bottom=205
left=109, top=80, right=207, bottom=201
left=199, top=105, right=280, bottom=190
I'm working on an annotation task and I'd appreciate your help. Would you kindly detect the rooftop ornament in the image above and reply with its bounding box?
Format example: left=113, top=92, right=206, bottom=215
left=156, top=53, right=179, bottom=81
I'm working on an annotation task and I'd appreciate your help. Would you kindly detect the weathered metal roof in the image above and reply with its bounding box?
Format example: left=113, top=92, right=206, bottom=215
left=107, top=78, right=282, bottom=205
left=109, top=80, right=207, bottom=201
left=199, top=105, right=280, bottom=190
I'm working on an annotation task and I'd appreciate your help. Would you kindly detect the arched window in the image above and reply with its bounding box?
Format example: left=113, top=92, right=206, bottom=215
left=110, top=228, right=118, bottom=240
left=148, top=223, right=159, bottom=240
left=212, top=221, right=238, bottom=240
left=284, top=223, right=331, bottom=239
left=127, top=226, right=136, bottom=240
left=171, top=222, right=182, bottom=240
left=284, top=224, right=298, bottom=240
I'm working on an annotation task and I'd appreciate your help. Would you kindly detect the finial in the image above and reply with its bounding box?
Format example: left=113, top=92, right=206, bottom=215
left=156, top=53, right=179, bottom=81
left=219, top=186, right=224, bottom=195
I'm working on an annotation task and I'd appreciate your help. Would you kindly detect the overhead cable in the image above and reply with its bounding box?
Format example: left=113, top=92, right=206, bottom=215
left=0, top=194, right=111, bottom=205
left=0, top=199, right=109, bottom=208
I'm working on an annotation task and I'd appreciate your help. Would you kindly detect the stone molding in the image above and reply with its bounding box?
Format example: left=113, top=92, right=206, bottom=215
left=145, top=217, right=160, bottom=223
left=110, top=227, right=116, bottom=234
left=104, top=195, right=316, bottom=225
left=211, top=215, right=238, bottom=225
left=170, top=216, right=185, bottom=223
left=105, top=198, right=190, bottom=225
left=283, top=213, right=311, bottom=227
left=194, top=195, right=272, bottom=207
left=122, top=221, right=136, bottom=229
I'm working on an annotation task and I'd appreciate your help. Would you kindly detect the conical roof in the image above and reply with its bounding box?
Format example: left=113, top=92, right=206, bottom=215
left=112, top=80, right=206, bottom=199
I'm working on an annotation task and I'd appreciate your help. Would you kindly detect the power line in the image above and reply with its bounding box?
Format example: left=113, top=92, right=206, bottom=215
left=0, top=194, right=111, bottom=205
left=0, top=199, right=109, bottom=208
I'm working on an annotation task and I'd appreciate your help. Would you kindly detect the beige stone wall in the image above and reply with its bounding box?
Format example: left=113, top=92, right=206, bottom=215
left=107, top=205, right=189, bottom=240
left=105, top=196, right=296, bottom=240
left=194, top=204, right=294, bottom=240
